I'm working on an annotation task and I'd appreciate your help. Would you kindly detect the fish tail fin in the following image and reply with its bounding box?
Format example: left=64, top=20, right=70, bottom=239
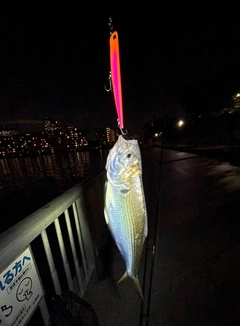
left=131, top=275, right=144, bottom=300
left=117, top=272, right=144, bottom=300
left=117, top=272, right=128, bottom=285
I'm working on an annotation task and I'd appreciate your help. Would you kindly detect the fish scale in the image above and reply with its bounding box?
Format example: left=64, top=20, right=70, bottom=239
left=104, top=135, right=148, bottom=299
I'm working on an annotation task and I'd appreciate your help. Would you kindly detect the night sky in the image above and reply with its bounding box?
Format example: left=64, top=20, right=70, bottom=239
left=1, top=1, right=240, bottom=135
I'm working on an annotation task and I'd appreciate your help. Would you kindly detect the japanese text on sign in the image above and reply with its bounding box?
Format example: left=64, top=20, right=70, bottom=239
left=0, top=247, right=43, bottom=326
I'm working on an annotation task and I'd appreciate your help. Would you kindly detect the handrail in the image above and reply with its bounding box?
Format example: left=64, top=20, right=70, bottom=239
left=0, top=170, right=106, bottom=325
left=0, top=183, right=84, bottom=271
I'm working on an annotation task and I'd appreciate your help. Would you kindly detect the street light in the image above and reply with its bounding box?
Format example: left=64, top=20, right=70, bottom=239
left=178, top=120, right=184, bottom=127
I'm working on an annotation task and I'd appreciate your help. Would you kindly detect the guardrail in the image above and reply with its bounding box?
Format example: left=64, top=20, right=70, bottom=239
left=0, top=171, right=107, bottom=325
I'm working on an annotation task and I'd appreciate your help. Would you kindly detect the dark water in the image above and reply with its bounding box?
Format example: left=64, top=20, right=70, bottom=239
left=0, top=150, right=108, bottom=233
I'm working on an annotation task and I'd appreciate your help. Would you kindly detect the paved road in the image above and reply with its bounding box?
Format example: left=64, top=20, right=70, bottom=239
left=84, top=147, right=240, bottom=326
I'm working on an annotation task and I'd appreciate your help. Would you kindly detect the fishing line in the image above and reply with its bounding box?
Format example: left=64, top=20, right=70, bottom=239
left=139, top=112, right=166, bottom=326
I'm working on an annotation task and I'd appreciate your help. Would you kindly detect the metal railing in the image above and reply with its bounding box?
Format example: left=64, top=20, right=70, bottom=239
left=0, top=171, right=106, bottom=325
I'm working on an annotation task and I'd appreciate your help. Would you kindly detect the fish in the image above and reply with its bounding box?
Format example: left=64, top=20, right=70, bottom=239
left=104, top=135, right=148, bottom=299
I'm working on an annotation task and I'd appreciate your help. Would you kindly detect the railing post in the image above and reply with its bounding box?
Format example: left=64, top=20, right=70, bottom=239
left=39, top=297, right=49, bottom=326
left=64, top=208, right=84, bottom=296
left=41, top=229, right=62, bottom=295
left=76, top=196, right=95, bottom=276
left=73, top=201, right=89, bottom=283
left=54, top=217, right=74, bottom=292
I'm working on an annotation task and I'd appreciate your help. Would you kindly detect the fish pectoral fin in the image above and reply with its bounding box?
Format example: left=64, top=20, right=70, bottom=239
left=117, top=272, right=144, bottom=300
left=120, top=188, right=130, bottom=194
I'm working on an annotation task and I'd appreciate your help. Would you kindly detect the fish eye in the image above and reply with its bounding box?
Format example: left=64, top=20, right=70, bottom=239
left=127, top=153, right=132, bottom=158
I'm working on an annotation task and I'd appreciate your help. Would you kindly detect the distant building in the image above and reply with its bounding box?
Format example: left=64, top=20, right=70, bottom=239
left=95, top=128, right=107, bottom=142
left=217, top=91, right=240, bottom=116
left=0, top=118, right=91, bottom=157
left=0, top=128, right=19, bottom=156
left=232, top=92, right=240, bottom=112
left=106, top=127, right=116, bottom=143
left=0, top=127, right=18, bottom=136
left=95, top=127, right=116, bottom=143
left=44, top=118, right=55, bottom=133
left=18, top=132, right=53, bottom=155
left=65, top=126, right=88, bottom=150
left=43, top=118, right=88, bottom=151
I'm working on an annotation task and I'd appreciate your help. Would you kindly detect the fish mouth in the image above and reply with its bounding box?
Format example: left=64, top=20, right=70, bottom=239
left=118, top=135, right=138, bottom=146
left=121, top=134, right=139, bottom=141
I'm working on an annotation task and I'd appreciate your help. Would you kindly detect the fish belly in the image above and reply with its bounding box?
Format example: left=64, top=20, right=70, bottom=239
left=105, top=181, right=146, bottom=276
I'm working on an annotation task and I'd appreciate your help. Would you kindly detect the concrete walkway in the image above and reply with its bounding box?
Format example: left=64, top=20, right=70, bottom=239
left=84, top=147, right=240, bottom=326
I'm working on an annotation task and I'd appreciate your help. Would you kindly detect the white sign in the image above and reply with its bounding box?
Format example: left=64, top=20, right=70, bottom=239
left=0, top=247, right=44, bottom=326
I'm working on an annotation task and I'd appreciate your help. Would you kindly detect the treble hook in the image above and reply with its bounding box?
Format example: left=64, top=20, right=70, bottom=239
left=108, top=17, right=114, bottom=35
left=105, top=18, right=114, bottom=92
left=104, top=71, right=112, bottom=92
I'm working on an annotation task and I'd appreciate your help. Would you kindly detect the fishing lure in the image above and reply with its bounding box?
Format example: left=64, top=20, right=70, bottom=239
left=110, top=31, right=124, bottom=130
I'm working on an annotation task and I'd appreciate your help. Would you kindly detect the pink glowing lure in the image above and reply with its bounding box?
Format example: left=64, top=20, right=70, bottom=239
left=110, top=31, right=124, bottom=129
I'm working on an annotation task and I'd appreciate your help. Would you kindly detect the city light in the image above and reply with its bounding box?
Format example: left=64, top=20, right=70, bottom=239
left=178, top=120, right=184, bottom=127
left=0, top=119, right=88, bottom=157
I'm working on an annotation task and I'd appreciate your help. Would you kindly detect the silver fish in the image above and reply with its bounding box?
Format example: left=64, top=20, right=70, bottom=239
left=104, top=135, right=148, bottom=299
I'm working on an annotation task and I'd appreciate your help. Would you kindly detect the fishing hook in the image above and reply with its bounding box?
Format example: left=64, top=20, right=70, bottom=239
left=108, top=17, right=114, bottom=35
left=104, top=17, right=114, bottom=92
left=117, top=119, right=128, bottom=136
left=104, top=71, right=112, bottom=92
